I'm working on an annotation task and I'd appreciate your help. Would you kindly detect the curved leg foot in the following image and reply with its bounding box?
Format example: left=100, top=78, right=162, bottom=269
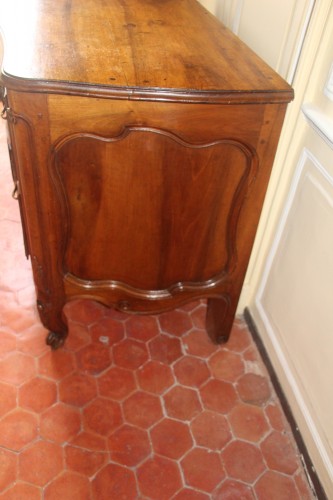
left=206, top=297, right=233, bottom=344
left=46, top=331, right=66, bottom=350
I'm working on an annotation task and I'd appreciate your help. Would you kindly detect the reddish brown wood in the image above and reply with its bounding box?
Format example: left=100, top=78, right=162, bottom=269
left=0, top=0, right=293, bottom=348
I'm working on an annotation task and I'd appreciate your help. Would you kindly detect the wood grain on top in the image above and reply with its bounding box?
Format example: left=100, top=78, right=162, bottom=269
left=0, top=0, right=293, bottom=103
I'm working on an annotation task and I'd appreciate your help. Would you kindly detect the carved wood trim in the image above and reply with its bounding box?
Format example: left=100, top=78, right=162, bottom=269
left=50, top=126, right=258, bottom=301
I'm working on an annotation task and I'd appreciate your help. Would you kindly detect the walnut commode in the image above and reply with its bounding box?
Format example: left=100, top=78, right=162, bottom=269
left=0, top=0, right=293, bottom=348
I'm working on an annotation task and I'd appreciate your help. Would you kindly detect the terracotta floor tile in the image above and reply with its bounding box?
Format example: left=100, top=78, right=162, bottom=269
left=0, top=482, right=42, bottom=500
left=3, top=309, right=38, bottom=336
left=65, top=444, right=108, bottom=477
left=266, top=401, right=289, bottom=432
left=83, top=398, right=122, bottom=436
left=64, top=322, right=91, bottom=352
left=19, top=377, right=57, bottom=413
left=44, top=471, right=91, bottom=500
left=98, top=366, right=136, bottom=400
left=108, top=424, right=151, bottom=466
left=225, top=322, right=252, bottom=352
left=190, top=411, right=232, bottom=450
left=173, top=355, right=210, bottom=387
left=137, top=360, right=174, bottom=394
left=89, top=316, right=125, bottom=345
left=208, top=349, right=244, bottom=382
left=213, top=479, right=255, bottom=499
left=222, top=441, right=266, bottom=483
left=183, top=329, right=218, bottom=358
left=0, top=352, right=36, bottom=385
left=69, top=431, right=107, bottom=451
left=0, top=409, right=38, bottom=451
left=15, top=284, right=36, bottom=309
left=122, top=391, right=163, bottom=429
left=200, top=379, right=238, bottom=414
left=16, top=326, right=49, bottom=357
left=58, top=372, right=97, bottom=407
left=18, top=440, right=63, bottom=486
left=113, top=338, right=148, bottom=369
left=158, top=309, right=193, bottom=336
left=0, top=331, right=16, bottom=358
left=0, top=381, right=17, bottom=417
left=237, top=372, right=271, bottom=406
left=38, top=349, right=75, bottom=380
left=76, top=343, right=111, bottom=375
left=261, top=430, right=300, bottom=475
left=92, top=463, right=138, bottom=500
left=151, top=418, right=193, bottom=459
left=173, top=488, right=210, bottom=499
left=0, top=448, right=17, bottom=492
left=190, top=303, right=206, bottom=329
left=181, top=447, right=225, bottom=493
left=163, top=385, right=202, bottom=420
left=40, top=403, right=81, bottom=444
left=149, top=333, right=183, bottom=364
left=125, top=314, right=160, bottom=341
left=63, top=299, right=105, bottom=326
left=255, top=470, right=301, bottom=500
left=229, top=402, right=270, bottom=442
left=295, top=470, right=315, bottom=500
left=137, top=455, right=183, bottom=500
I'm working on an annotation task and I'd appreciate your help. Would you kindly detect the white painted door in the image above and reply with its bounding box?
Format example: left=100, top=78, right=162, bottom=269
left=248, top=1, right=333, bottom=495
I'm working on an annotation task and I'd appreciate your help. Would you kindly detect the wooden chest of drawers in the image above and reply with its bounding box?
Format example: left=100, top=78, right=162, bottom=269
left=0, top=0, right=293, bottom=348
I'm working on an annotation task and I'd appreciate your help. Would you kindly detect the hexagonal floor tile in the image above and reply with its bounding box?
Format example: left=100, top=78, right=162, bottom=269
left=221, top=441, right=266, bottom=483
left=151, top=418, right=193, bottom=460
left=181, top=447, right=225, bottom=493
left=76, top=343, right=111, bottom=375
left=158, top=310, right=193, bottom=337
left=163, top=386, right=202, bottom=421
left=200, top=379, right=238, bottom=414
left=18, top=440, right=63, bottom=486
left=65, top=445, right=108, bottom=477
left=137, top=455, right=183, bottom=500
left=0, top=352, right=36, bottom=385
left=122, top=391, right=163, bottom=429
left=98, top=366, right=136, bottom=400
left=92, top=463, right=138, bottom=500
left=59, top=373, right=97, bottom=407
left=229, top=403, right=270, bottom=442
left=40, top=403, right=81, bottom=444
left=125, top=315, right=160, bottom=342
left=149, top=334, right=183, bottom=364
left=83, top=398, right=122, bottom=436
left=137, top=361, right=174, bottom=394
left=108, top=424, right=151, bottom=466
left=44, top=470, right=91, bottom=500
left=173, top=355, right=210, bottom=388
left=191, top=411, right=231, bottom=450
left=19, top=376, right=57, bottom=413
left=0, top=409, right=38, bottom=451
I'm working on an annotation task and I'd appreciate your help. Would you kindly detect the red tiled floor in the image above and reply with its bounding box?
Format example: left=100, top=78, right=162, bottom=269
left=0, top=119, right=315, bottom=498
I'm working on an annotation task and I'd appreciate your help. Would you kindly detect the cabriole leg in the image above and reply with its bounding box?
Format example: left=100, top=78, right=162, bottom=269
left=206, top=296, right=234, bottom=344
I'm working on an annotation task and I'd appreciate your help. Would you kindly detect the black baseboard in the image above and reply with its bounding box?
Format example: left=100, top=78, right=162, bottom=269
left=244, top=307, right=327, bottom=500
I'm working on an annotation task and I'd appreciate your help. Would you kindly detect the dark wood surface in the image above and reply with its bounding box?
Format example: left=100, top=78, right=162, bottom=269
left=0, top=0, right=293, bottom=348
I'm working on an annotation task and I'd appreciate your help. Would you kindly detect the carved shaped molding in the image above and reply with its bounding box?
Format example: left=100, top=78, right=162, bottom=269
left=50, top=126, right=258, bottom=302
